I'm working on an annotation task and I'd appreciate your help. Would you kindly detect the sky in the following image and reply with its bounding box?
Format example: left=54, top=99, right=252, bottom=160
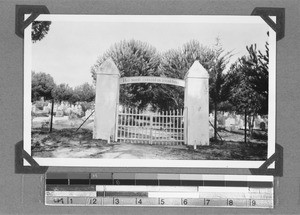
left=30, top=15, right=270, bottom=87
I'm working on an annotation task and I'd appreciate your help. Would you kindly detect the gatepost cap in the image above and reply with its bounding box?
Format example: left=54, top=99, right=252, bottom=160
left=96, top=58, right=120, bottom=76
left=185, top=60, right=209, bottom=79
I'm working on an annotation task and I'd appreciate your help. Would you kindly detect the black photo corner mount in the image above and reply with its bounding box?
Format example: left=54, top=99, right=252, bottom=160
left=251, top=7, right=285, bottom=41
left=15, top=141, right=48, bottom=174
left=249, top=143, right=283, bottom=177
left=15, top=5, right=50, bottom=39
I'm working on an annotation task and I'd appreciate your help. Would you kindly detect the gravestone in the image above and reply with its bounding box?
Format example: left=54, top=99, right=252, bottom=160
left=225, top=117, right=236, bottom=131
left=55, top=110, right=64, bottom=117
left=43, top=106, right=50, bottom=114
left=31, top=104, right=37, bottom=113
left=76, top=105, right=83, bottom=117
left=184, top=61, right=209, bottom=146
left=238, top=119, right=244, bottom=129
left=82, top=109, right=93, bottom=120
left=64, top=107, right=72, bottom=116
left=93, top=58, right=120, bottom=141
left=85, top=109, right=92, bottom=118
left=253, top=118, right=261, bottom=129
left=260, top=122, right=266, bottom=131
left=57, top=104, right=63, bottom=110
left=225, top=115, right=236, bottom=125
left=219, top=114, right=225, bottom=127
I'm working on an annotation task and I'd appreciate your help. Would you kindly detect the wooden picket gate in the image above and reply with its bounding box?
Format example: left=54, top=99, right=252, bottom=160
left=116, top=107, right=185, bottom=145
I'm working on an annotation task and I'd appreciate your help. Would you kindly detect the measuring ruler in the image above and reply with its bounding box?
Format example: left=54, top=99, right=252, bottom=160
left=45, top=172, right=273, bottom=208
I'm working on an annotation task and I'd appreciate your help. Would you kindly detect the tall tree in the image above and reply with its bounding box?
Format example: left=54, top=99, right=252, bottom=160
left=158, top=40, right=216, bottom=111
left=226, top=62, right=259, bottom=142
left=244, top=42, right=269, bottom=115
left=71, top=83, right=95, bottom=103
left=31, top=71, right=55, bottom=101
left=31, top=71, right=56, bottom=132
left=226, top=40, right=269, bottom=142
left=91, top=39, right=161, bottom=109
left=209, top=38, right=232, bottom=140
left=51, top=83, right=73, bottom=103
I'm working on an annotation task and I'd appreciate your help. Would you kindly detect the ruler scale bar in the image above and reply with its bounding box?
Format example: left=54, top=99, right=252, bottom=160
left=45, top=173, right=274, bottom=208
left=45, top=196, right=273, bottom=208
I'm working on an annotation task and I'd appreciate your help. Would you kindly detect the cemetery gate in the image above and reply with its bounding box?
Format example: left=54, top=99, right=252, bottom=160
left=116, top=107, right=185, bottom=145
left=93, top=58, right=209, bottom=146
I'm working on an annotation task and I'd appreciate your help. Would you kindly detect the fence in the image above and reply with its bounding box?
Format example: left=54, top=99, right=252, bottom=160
left=117, top=107, right=184, bottom=145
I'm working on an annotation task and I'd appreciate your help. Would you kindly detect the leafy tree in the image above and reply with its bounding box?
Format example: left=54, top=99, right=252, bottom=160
left=226, top=40, right=269, bottom=142
left=31, top=71, right=55, bottom=101
left=158, top=40, right=216, bottom=111
left=52, top=83, right=73, bottom=103
left=91, top=39, right=161, bottom=109
left=32, top=21, right=51, bottom=43
left=71, top=83, right=95, bottom=103
left=244, top=42, right=269, bottom=115
left=209, top=38, right=232, bottom=140
left=31, top=71, right=56, bottom=132
left=226, top=61, right=259, bottom=142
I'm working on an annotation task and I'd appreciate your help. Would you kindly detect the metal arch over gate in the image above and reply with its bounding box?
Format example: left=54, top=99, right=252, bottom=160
left=117, top=107, right=185, bottom=145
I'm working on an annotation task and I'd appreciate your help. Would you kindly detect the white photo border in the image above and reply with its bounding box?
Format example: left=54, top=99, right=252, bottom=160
left=24, top=15, right=276, bottom=168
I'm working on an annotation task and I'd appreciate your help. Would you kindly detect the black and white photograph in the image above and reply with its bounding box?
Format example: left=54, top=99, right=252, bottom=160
left=24, top=15, right=276, bottom=168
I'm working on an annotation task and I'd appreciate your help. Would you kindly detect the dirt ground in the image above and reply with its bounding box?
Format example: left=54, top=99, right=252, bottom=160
left=31, top=127, right=267, bottom=160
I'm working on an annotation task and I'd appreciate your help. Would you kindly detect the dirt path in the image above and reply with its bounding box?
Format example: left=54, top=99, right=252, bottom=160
left=31, top=128, right=267, bottom=160
left=37, top=141, right=203, bottom=160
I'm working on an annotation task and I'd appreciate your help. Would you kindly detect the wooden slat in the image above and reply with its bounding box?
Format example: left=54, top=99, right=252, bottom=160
left=125, top=107, right=128, bottom=141
left=134, top=108, right=137, bottom=142
left=120, top=109, right=123, bottom=140
left=122, top=111, right=125, bottom=140
left=136, top=109, right=140, bottom=140
left=182, top=109, right=184, bottom=142
left=167, top=110, right=170, bottom=141
left=128, top=116, right=130, bottom=141
left=162, top=111, right=164, bottom=141
left=142, top=113, right=145, bottom=142
left=175, top=109, right=178, bottom=141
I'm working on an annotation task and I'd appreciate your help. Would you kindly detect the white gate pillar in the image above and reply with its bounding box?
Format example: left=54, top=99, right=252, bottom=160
left=184, top=61, right=209, bottom=146
left=93, top=58, right=120, bottom=142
